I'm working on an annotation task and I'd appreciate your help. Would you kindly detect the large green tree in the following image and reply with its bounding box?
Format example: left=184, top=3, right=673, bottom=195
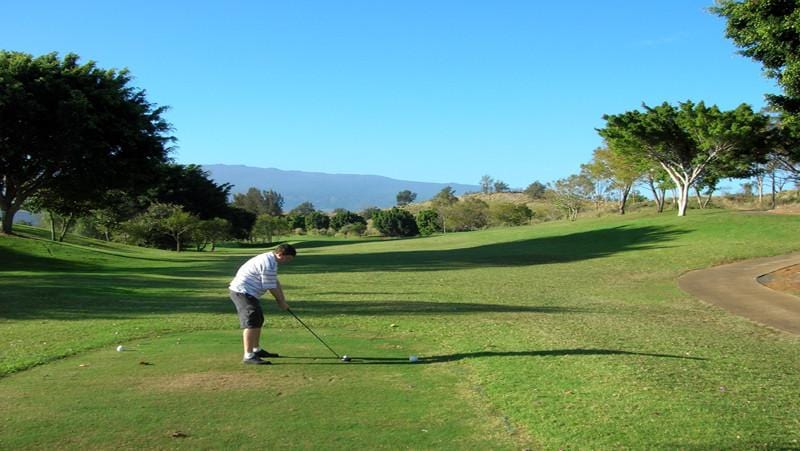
left=119, top=203, right=195, bottom=250
left=713, top=0, right=800, bottom=117
left=430, top=186, right=459, bottom=233
left=150, top=164, right=232, bottom=220
left=232, top=188, right=284, bottom=216
left=192, top=218, right=231, bottom=252
left=586, top=146, right=647, bottom=214
left=0, top=51, right=172, bottom=234
left=598, top=101, right=771, bottom=216
left=253, top=214, right=290, bottom=244
left=714, top=1, right=800, bottom=175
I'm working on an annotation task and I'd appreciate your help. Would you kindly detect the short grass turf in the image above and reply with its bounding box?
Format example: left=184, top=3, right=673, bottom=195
left=2, top=209, right=800, bottom=449
left=0, top=329, right=519, bottom=450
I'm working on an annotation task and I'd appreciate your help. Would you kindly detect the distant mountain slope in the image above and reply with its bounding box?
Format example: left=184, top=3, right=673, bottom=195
left=202, top=164, right=479, bottom=211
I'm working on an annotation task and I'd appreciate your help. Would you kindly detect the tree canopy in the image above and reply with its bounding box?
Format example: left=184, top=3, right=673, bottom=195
left=330, top=210, right=366, bottom=231
left=149, top=164, right=233, bottom=220
left=598, top=100, right=771, bottom=216
left=587, top=146, right=647, bottom=214
left=0, top=51, right=173, bottom=234
left=713, top=0, right=800, bottom=117
left=232, top=188, right=284, bottom=216
left=396, top=190, right=417, bottom=207
left=524, top=181, right=547, bottom=199
left=431, top=186, right=459, bottom=208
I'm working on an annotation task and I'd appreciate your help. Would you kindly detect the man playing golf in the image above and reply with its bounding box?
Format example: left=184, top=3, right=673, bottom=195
left=229, top=243, right=297, bottom=365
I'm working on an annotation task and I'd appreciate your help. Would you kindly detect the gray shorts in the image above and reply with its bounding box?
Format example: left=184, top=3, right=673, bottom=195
left=229, top=290, right=264, bottom=328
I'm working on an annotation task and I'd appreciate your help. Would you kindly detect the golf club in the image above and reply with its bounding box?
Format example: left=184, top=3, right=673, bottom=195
left=286, top=308, right=350, bottom=362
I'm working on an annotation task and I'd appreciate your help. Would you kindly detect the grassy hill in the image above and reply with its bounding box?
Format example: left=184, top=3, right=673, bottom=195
left=1, top=210, right=799, bottom=449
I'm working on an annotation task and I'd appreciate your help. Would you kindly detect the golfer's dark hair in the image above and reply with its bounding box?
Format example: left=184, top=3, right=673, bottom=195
left=275, top=243, right=297, bottom=256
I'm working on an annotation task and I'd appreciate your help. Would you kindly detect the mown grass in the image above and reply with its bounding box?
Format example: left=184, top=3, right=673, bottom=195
left=1, top=210, right=800, bottom=449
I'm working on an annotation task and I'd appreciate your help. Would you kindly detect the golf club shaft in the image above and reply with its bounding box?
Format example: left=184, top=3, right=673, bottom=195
left=286, top=308, right=341, bottom=358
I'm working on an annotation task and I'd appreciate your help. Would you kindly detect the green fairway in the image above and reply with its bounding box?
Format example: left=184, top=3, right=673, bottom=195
left=2, top=210, right=800, bottom=449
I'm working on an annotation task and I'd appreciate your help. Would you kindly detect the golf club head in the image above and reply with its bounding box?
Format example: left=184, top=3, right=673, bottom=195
left=341, top=355, right=352, bottom=362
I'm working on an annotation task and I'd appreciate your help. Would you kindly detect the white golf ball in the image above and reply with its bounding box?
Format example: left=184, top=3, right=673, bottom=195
left=116, top=345, right=125, bottom=352
left=409, top=355, right=418, bottom=362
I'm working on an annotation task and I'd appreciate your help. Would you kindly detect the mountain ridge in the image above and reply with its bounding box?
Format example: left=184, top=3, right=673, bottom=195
left=201, top=164, right=480, bottom=211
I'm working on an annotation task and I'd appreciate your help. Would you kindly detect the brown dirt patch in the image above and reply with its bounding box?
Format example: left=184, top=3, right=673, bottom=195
left=765, top=204, right=800, bottom=215
left=758, top=264, right=800, bottom=297
left=143, top=371, right=293, bottom=393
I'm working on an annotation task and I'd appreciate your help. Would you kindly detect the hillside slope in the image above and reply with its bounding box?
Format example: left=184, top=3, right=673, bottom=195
left=203, top=164, right=479, bottom=211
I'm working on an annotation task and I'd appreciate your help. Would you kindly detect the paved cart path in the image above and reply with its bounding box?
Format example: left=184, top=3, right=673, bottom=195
left=678, top=252, right=800, bottom=335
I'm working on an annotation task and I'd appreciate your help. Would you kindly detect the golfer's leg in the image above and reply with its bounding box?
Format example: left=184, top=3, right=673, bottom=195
left=243, top=327, right=261, bottom=353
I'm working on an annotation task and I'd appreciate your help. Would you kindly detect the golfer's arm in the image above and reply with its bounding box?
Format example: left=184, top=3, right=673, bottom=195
left=269, top=281, right=289, bottom=309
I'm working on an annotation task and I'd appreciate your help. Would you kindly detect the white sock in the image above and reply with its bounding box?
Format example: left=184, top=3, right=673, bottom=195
left=252, top=347, right=262, bottom=353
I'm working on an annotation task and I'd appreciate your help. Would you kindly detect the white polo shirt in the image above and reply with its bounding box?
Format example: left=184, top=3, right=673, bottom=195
left=229, top=252, right=279, bottom=298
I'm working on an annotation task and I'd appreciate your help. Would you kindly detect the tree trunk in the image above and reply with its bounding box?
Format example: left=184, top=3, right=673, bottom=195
left=702, top=189, right=714, bottom=209
left=660, top=163, right=705, bottom=217
left=618, top=185, right=631, bottom=215
left=57, top=214, right=74, bottom=242
left=771, top=170, right=777, bottom=210
left=1, top=207, right=16, bottom=234
left=694, top=186, right=704, bottom=209
left=647, top=178, right=666, bottom=213
left=677, top=183, right=690, bottom=216
left=49, top=212, right=57, bottom=241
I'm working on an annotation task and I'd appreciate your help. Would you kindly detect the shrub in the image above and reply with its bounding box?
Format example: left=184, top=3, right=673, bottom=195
left=372, top=208, right=419, bottom=237
left=442, top=198, right=489, bottom=231
left=305, top=211, right=330, bottom=230
left=340, top=222, right=366, bottom=237
left=330, top=210, right=366, bottom=231
left=489, top=203, right=532, bottom=226
left=415, top=209, right=440, bottom=236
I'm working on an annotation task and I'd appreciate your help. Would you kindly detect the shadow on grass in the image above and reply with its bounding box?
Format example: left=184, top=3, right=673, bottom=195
left=288, top=300, right=591, bottom=315
left=0, top=293, right=588, bottom=320
left=217, top=238, right=383, bottom=251
left=0, top=244, right=99, bottom=272
left=282, top=349, right=707, bottom=364
left=286, top=225, right=688, bottom=273
left=2, top=223, right=685, bottom=320
left=1, top=232, right=230, bottom=267
left=292, top=239, right=385, bottom=250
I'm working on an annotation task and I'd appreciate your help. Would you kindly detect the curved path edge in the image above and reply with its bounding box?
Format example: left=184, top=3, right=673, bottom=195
left=678, top=252, right=800, bottom=335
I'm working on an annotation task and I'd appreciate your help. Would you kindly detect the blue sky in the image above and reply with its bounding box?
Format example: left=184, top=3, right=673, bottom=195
left=2, top=1, right=776, bottom=189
